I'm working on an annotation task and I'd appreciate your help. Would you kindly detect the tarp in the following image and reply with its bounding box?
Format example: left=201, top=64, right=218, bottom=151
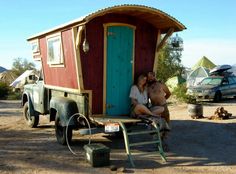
left=229, top=65, right=236, bottom=75
left=192, top=56, right=216, bottom=70
left=166, top=75, right=186, bottom=91
left=10, top=70, right=36, bottom=88
left=210, top=64, right=232, bottom=75
left=0, top=66, right=7, bottom=73
left=187, top=66, right=209, bottom=87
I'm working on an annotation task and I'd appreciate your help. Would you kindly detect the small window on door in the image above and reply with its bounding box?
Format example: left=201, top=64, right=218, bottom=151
left=46, top=33, right=64, bottom=66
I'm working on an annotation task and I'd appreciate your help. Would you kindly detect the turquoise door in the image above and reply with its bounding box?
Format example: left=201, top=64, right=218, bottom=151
left=106, top=26, right=134, bottom=115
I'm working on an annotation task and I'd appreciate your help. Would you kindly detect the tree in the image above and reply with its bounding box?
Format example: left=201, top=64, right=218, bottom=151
left=11, top=58, right=36, bottom=77
left=156, top=40, right=185, bottom=82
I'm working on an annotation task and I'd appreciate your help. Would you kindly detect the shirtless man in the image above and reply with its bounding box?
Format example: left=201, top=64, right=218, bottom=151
left=147, top=72, right=171, bottom=123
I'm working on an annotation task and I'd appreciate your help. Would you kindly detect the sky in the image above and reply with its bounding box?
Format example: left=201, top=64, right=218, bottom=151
left=0, top=0, right=236, bottom=69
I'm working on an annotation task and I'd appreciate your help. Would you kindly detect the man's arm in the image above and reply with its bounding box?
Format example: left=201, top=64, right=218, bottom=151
left=161, top=83, right=171, bottom=99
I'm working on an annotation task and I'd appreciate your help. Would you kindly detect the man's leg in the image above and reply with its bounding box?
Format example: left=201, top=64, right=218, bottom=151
left=150, top=106, right=164, bottom=115
left=161, top=104, right=170, bottom=123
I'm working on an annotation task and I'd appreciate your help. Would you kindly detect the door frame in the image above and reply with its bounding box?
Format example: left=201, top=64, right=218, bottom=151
left=103, top=23, right=136, bottom=114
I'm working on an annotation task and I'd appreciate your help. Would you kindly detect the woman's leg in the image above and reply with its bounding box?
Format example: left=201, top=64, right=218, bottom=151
left=133, top=104, right=153, bottom=115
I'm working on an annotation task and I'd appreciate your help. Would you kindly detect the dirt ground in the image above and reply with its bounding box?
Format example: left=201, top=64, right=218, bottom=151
left=1, top=99, right=236, bottom=174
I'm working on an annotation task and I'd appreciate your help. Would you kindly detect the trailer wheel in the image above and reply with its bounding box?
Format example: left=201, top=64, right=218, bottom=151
left=23, top=102, right=39, bottom=128
left=55, top=114, right=72, bottom=145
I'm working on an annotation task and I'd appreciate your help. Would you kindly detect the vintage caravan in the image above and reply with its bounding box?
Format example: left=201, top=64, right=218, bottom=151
left=23, top=5, right=186, bottom=166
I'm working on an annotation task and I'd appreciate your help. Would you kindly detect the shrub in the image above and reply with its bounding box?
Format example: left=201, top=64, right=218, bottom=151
left=172, top=84, right=200, bottom=104
left=7, top=91, right=22, bottom=100
left=171, top=83, right=189, bottom=103
left=0, top=82, right=10, bottom=99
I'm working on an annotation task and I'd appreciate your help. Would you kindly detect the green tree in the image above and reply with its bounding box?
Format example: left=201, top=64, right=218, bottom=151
left=156, top=42, right=184, bottom=82
left=11, top=58, right=36, bottom=77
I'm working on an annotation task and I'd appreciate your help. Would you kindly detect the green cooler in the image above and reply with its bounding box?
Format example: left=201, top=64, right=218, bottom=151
left=83, top=143, right=110, bottom=167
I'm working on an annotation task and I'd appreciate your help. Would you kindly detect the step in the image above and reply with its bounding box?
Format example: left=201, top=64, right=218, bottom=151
left=129, top=140, right=160, bottom=147
left=127, top=130, right=157, bottom=136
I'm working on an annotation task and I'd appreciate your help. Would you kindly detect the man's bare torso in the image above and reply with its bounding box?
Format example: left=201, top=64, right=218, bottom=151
left=148, top=81, right=167, bottom=106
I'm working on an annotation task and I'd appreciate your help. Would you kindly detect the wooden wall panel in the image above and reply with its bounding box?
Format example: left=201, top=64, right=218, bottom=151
left=40, top=29, right=78, bottom=89
left=80, top=14, right=157, bottom=114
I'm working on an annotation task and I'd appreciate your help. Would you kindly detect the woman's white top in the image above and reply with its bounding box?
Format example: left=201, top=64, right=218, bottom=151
left=129, top=85, right=148, bottom=105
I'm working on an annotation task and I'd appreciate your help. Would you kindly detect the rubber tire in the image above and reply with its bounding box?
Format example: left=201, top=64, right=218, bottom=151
left=214, top=91, right=222, bottom=102
left=23, top=102, right=39, bottom=128
left=55, top=114, right=72, bottom=145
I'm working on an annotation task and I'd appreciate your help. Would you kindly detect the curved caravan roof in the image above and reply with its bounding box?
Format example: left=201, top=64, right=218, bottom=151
left=28, top=4, right=186, bottom=41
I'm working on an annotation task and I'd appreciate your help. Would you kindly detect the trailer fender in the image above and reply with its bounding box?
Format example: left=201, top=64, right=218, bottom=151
left=50, top=97, right=78, bottom=127
left=22, top=92, right=35, bottom=117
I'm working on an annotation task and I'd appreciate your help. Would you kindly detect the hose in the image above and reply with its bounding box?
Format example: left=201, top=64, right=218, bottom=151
left=66, top=113, right=91, bottom=155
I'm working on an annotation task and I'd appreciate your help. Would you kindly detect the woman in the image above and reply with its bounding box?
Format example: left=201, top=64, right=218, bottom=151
left=129, top=73, right=164, bottom=117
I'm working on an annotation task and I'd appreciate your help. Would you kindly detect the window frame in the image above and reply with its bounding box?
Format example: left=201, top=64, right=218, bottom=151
left=46, top=32, right=64, bottom=67
left=30, top=39, right=40, bottom=56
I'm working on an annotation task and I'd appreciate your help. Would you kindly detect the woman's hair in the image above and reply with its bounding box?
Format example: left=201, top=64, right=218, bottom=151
left=134, top=73, right=147, bottom=85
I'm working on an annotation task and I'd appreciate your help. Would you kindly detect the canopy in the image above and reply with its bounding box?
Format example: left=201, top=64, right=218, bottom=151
left=192, top=56, right=216, bottom=70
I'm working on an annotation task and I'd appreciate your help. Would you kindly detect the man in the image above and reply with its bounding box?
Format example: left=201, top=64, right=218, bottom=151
left=147, top=72, right=171, bottom=123
left=147, top=72, right=171, bottom=151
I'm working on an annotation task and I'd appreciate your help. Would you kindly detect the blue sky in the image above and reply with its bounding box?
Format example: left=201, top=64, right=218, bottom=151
left=0, top=0, right=236, bottom=69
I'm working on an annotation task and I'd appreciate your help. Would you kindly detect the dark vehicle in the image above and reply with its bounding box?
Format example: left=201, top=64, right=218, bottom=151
left=187, top=75, right=236, bottom=102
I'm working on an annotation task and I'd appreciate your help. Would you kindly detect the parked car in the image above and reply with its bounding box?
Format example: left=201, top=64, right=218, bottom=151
left=187, top=75, right=236, bottom=102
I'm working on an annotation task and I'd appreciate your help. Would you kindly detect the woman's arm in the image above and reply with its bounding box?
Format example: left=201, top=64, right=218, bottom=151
left=131, top=98, right=139, bottom=106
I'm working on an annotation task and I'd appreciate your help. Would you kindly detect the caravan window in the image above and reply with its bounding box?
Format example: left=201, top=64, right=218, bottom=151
left=46, top=33, right=64, bottom=66
left=30, top=39, right=40, bottom=56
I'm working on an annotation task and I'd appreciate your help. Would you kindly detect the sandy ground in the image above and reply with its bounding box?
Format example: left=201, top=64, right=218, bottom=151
left=1, top=99, right=236, bottom=174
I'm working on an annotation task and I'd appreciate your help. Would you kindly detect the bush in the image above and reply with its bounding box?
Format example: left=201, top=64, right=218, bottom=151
left=7, top=91, right=22, bottom=100
left=172, top=84, right=189, bottom=103
left=0, top=82, right=10, bottom=99
left=172, top=84, right=200, bottom=104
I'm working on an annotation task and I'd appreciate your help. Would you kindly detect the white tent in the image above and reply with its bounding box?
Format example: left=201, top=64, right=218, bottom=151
left=10, top=70, right=37, bottom=89
left=187, top=66, right=209, bottom=87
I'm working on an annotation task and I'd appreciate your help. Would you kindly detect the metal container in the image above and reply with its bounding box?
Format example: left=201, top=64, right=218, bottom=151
left=83, top=143, right=110, bottom=167
left=187, top=104, right=203, bottom=119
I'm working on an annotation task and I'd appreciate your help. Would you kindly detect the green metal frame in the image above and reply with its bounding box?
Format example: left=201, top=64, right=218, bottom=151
left=118, top=121, right=166, bottom=167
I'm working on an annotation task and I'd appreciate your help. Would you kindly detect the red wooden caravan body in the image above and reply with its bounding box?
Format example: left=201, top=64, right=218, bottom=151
left=28, top=5, right=186, bottom=116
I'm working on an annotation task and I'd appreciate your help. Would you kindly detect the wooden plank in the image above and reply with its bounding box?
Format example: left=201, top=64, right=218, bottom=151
left=153, top=28, right=174, bottom=73
left=92, top=115, right=141, bottom=125
left=156, top=28, right=174, bottom=53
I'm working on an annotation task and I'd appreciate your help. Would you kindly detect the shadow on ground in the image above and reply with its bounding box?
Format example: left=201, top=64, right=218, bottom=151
left=1, top=100, right=236, bottom=173
left=1, top=117, right=236, bottom=172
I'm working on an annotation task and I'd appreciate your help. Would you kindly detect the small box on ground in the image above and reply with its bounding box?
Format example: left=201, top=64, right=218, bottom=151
left=83, top=143, right=110, bottom=167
